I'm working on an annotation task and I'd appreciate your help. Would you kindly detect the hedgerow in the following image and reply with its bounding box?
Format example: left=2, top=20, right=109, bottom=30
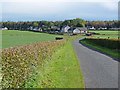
left=83, top=38, right=120, bottom=50
left=1, top=40, right=64, bottom=88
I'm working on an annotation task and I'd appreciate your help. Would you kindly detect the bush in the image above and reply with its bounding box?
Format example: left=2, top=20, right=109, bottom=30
left=1, top=40, right=64, bottom=88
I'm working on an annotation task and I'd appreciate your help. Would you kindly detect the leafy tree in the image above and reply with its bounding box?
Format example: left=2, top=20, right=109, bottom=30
left=33, top=22, right=39, bottom=28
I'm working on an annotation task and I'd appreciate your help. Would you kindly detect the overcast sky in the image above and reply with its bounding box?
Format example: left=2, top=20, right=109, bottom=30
left=0, top=0, right=119, bottom=21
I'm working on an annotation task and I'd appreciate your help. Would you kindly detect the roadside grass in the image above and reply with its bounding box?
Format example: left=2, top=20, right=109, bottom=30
left=88, top=30, right=119, bottom=39
left=80, top=39, right=119, bottom=60
left=2, top=30, right=62, bottom=48
left=25, top=39, right=85, bottom=88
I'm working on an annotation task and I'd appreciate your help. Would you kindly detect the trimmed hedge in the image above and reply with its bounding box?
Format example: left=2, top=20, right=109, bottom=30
left=1, top=40, right=64, bottom=88
left=83, top=38, right=120, bottom=50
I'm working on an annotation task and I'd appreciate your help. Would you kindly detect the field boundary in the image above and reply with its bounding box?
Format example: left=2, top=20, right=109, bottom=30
left=79, top=38, right=119, bottom=62
left=1, top=40, right=64, bottom=88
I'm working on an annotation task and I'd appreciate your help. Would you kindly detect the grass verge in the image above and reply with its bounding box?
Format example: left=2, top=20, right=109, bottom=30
left=25, top=41, right=85, bottom=88
left=80, top=39, right=119, bottom=60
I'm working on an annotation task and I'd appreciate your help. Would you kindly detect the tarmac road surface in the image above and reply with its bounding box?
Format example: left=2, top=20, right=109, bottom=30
left=73, top=39, right=118, bottom=88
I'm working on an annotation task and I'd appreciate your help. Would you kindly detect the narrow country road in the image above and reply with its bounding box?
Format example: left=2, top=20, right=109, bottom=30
left=73, top=39, right=118, bottom=88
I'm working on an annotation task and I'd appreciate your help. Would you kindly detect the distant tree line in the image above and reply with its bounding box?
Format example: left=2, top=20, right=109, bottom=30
left=0, top=18, right=119, bottom=31
left=86, top=20, right=119, bottom=29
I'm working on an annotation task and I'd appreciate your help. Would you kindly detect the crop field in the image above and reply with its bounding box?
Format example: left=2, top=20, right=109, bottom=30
left=2, top=30, right=62, bottom=48
left=89, top=30, right=119, bottom=39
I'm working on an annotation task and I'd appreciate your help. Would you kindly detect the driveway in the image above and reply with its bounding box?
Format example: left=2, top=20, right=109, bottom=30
left=73, top=39, right=118, bottom=88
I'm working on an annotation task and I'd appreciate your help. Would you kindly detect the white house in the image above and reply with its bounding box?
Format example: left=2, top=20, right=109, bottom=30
left=33, top=27, right=42, bottom=32
left=89, top=27, right=95, bottom=30
left=67, top=27, right=88, bottom=34
left=29, top=26, right=33, bottom=30
left=33, top=28, right=38, bottom=31
left=61, top=25, right=70, bottom=33
left=38, top=28, right=43, bottom=32
left=98, top=27, right=107, bottom=30
left=79, top=27, right=88, bottom=34
left=73, top=27, right=88, bottom=34
left=73, top=28, right=80, bottom=34
left=0, top=27, right=8, bottom=30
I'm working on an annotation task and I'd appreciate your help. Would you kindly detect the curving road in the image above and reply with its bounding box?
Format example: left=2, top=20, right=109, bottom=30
left=73, top=39, right=118, bottom=88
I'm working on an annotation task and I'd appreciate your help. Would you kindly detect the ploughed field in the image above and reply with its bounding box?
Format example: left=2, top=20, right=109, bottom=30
left=1, top=30, right=62, bottom=48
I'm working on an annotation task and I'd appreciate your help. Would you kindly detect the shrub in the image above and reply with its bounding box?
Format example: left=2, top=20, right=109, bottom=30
left=1, top=40, right=64, bottom=88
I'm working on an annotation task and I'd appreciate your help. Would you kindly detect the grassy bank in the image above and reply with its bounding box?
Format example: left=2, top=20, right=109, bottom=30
left=2, top=30, right=62, bottom=48
left=80, top=38, right=119, bottom=60
left=25, top=40, right=84, bottom=88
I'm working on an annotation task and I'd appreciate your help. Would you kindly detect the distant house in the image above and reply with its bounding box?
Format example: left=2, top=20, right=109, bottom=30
left=98, top=27, right=107, bottom=30
left=51, top=26, right=60, bottom=31
left=0, top=27, right=8, bottom=30
left=29, top=26, right=33, bottom=30
left=73, top=27, right=88, bottom=34
left=89, top=27, right=95, bottom=30
left=38, top=28, right=43, bottom=32
left=73, top=28, right=80, bottom=34
left=68, top=27, right=88, bottom=34
left=33, top=28, right=38, bottom=31
left=51, top=26, right=57, bottom=29
left=78, top=27, right=88, bottom=34
left=109, top=28, right=120, bottom=30
left=32, top=27, right=42, bottom=32
left=61, top=25, right=71, bottom=33
left=67, top=27, right=74, bottom=35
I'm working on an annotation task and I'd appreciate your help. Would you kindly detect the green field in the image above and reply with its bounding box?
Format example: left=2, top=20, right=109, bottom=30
left=89, top=30, right=119, bottom=39
left=2, top=30, right=62, bottom=48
